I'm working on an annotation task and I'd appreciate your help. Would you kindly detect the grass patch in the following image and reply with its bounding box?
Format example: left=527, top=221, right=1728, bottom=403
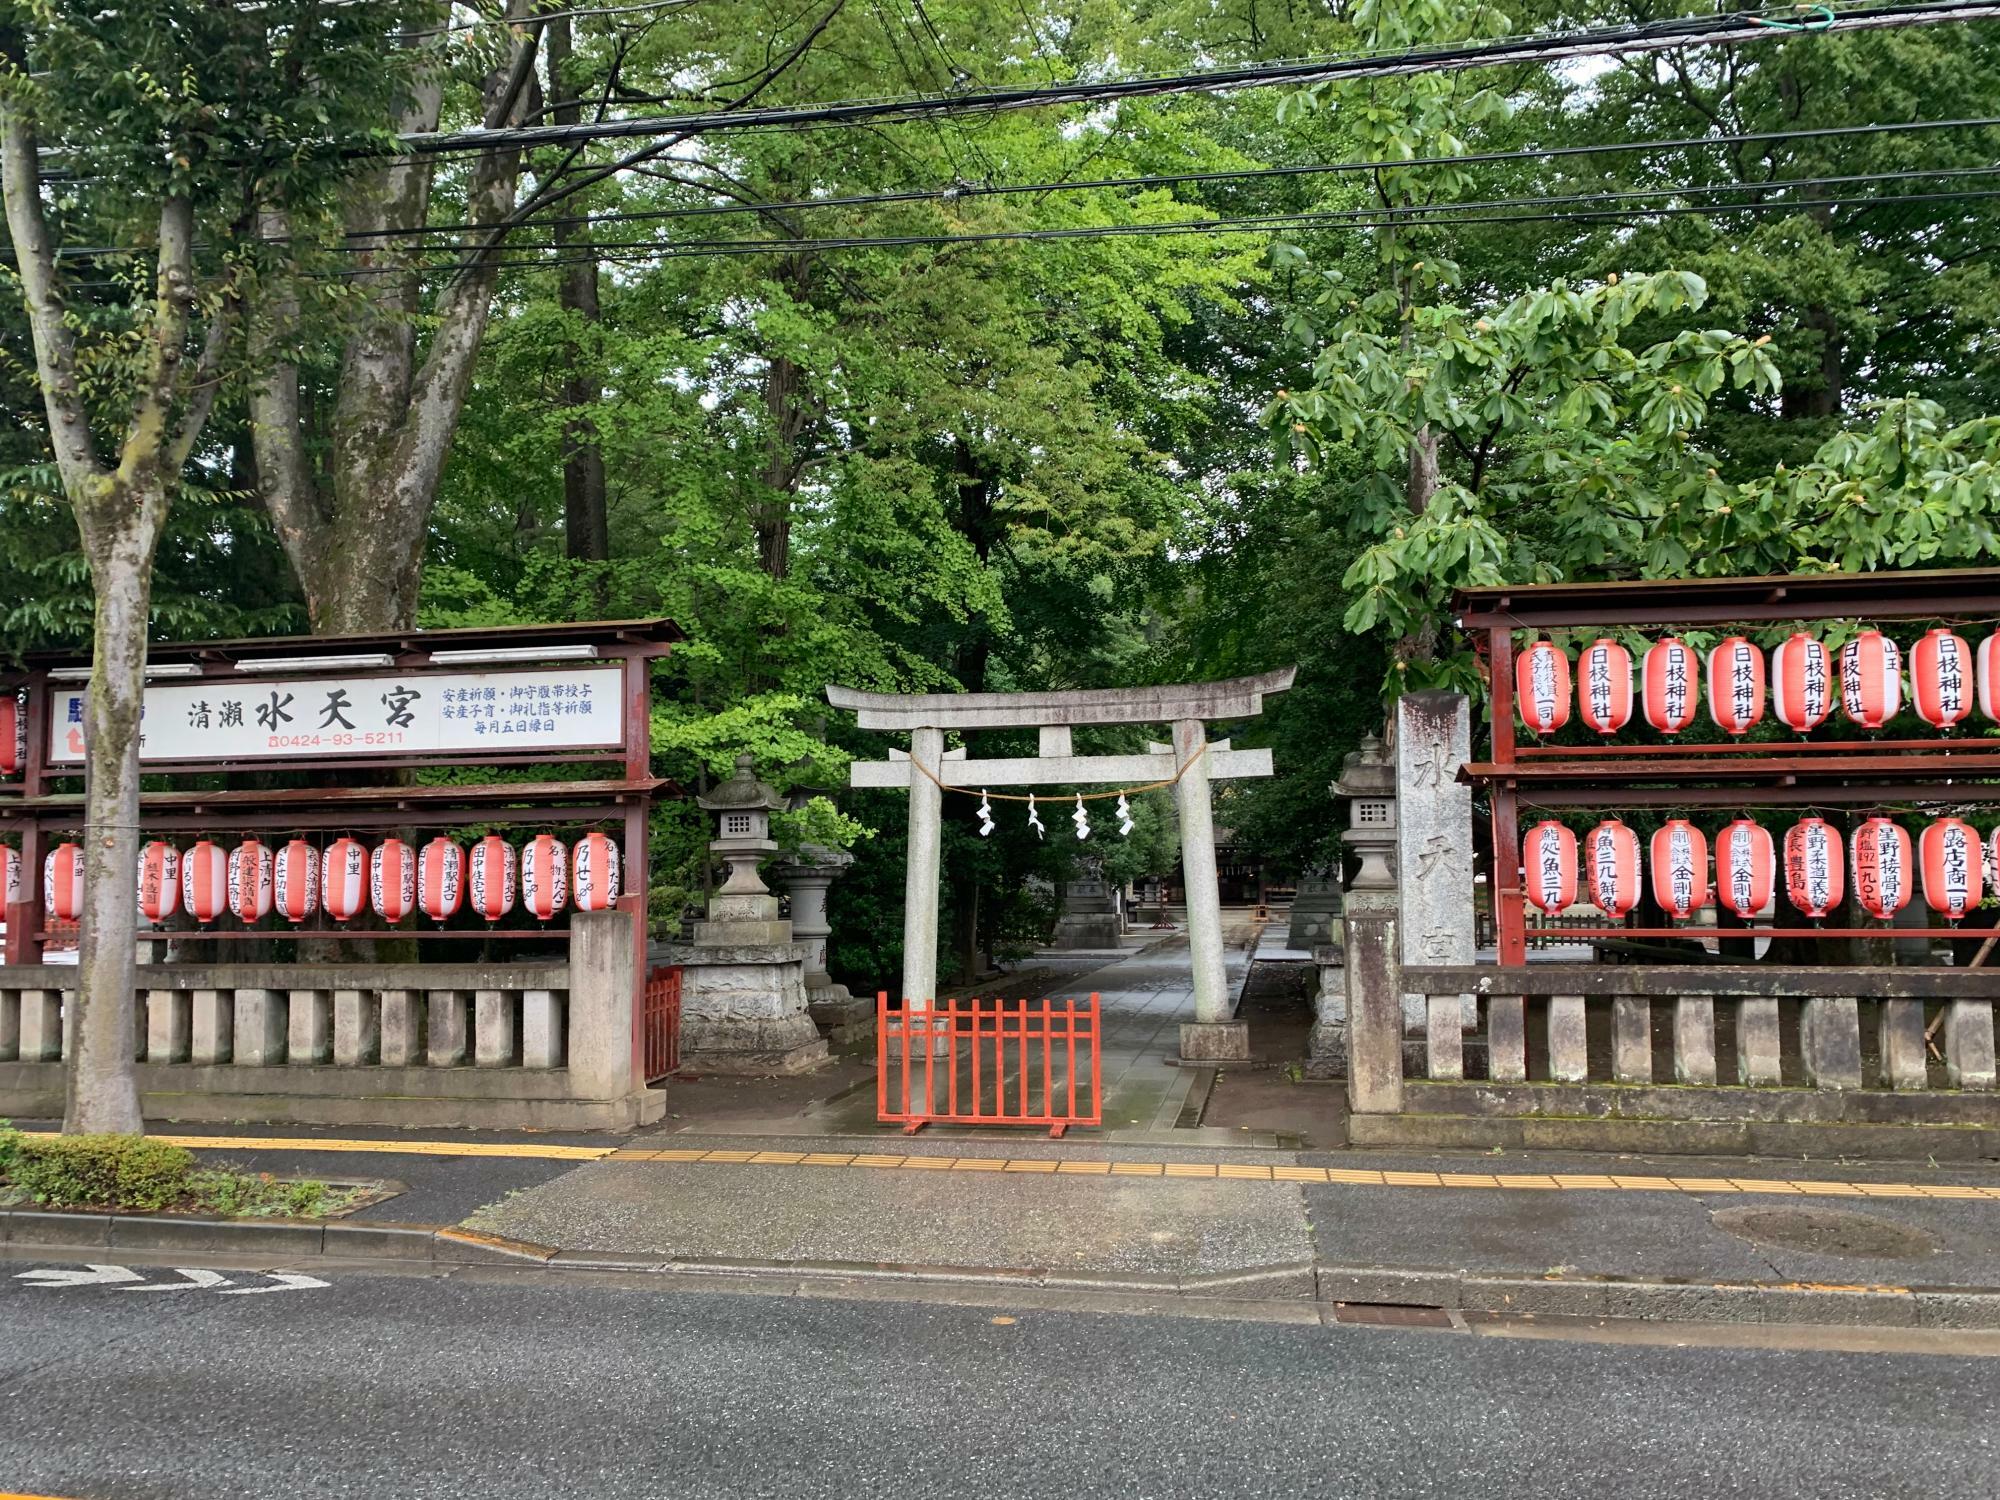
left=0, top=1120, right=357, bottom=1218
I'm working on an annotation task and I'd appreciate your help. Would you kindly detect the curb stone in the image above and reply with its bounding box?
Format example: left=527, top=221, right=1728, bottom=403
left=5, top=1209, right=1999, bottom=1328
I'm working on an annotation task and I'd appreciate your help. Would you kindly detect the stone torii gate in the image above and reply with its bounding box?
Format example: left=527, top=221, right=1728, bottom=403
left=827, top=669, right=1296, bottom=1061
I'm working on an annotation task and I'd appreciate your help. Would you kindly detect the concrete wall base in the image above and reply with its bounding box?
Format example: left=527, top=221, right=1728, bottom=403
left=0, top=1060, right=663, bottom=1131
left=1179, top=1020, right=1250, bottom=1062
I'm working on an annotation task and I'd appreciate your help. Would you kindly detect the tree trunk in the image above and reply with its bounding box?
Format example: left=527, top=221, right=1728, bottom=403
left=1780, top=305, right=1843, bottom=421
left=549, top=13, right=609, bottom=568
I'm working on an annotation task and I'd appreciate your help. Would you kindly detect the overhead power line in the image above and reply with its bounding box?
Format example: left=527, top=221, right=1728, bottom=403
left=394, top=1, right=2000, bottom=157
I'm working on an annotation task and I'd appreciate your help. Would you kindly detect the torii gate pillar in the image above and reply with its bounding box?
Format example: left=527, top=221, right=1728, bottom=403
left=831, top=670, right=1296, bottom=1063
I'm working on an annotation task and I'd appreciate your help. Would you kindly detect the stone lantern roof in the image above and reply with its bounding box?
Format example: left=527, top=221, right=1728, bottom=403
left=697, top=753, right=785, bottom=814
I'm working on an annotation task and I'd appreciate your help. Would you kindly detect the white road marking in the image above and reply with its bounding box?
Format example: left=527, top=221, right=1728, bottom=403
left=122, top=1269, right=233, bottom=1292
left=219, top=1272, right=329, bottom=1296
left=16, top=1265, right=144, bottom=1288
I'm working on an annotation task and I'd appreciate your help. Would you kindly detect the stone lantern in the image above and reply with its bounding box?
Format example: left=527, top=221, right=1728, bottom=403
left=1333, top=733, right=1397, bottom=891
left=1306, top=733, right=1398, bottom=1079
left=694, top=753, right=791, bottom=946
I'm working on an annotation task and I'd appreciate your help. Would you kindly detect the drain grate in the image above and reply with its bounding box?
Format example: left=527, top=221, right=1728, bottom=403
left=1331, top=1302, right=1455, bottom=1328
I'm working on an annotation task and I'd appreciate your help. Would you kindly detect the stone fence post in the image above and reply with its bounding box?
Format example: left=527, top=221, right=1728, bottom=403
left=569, top=907, right=641, bottom=1103
left=1342, top=887, right=1404, bottom=1115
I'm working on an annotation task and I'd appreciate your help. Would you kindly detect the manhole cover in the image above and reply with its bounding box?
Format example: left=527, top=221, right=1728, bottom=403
left=1711, top=1206, right=1938, bottom=1259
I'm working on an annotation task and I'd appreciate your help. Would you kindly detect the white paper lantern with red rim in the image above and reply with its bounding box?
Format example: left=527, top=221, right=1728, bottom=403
left=417, top=838, right=464, bottom=923
left=371, top=839, right=416, bottom=923
left=1979, top=630, right=2000, bottom=722
left=1840, top=630, right=1903, bottom=729
left=228, top=839, right=273, bottom=922
left=1910, top=628, right=1973, bottom=730
left=1714, top=818, right=1775, bottom=920
left=1920, top=818, right=1984, bottom=920
left=0, top=691, right=21, bottom=776
left=1784, top=818, right=1844, bottom=919
left=273, top=838, right=319, bottom=924
left=1648, top=819, right=1709, bottom=919
left=180, top=839, right=229, bottom=925
left=469, top=835, right=517, bottom=922
left=1584, top=819, right=1641, bottom=919
left=1852, top=817, right=1913, bottom=920
left=571, top=831, right=621, bottom=913
left=320, top=836, right=368, bottom=924
left=1576, top=638, right=1632, bottom=735
left=1515, top=641, right=1571, bottom=735
left=1642, top=638, right=1700, bottom=734
left=44, top=842, right=83, bottom=922
left=1522, top=821, right=1577, bottom=916
left=1770, top=633, right=1833, bottom=733
left=137, top=840, right=180, bottom=924
left=1706, top=637, right=1765, bottom=736
left=520, top=833, right=569, bottom=921
left=1, top=846, right=19, bottom=908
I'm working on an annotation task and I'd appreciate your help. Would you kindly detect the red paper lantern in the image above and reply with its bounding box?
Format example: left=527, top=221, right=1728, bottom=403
left=1920, top=817, right=1984, bottom=920
left=418, top=838, right=464, bottom=923
left=1584, top=818, right=1641, bottom=919
left=1979, top=630, right=2000, bottom=722
left=1643, top=637, right=1700, bottom=735
left=228, top=839, right=273, bottom=922
left=180, top=839, right=228, bottom=925
left=1910, top=628, right=1973, bottom=730
left=371, top=839, right=416, bottom=924
left=44, top=842, right=83, bottom=922
left=1575, top=638, right=1632, bottom=735
left=1714, top=818, right=1775, bottom=920
left=320, top=836, right=368, bottom=924
left=1522, top=821, right=1577, bottom=915
left=1852, top=817, right=1913, bottom=920
left=273, top=838, right=319, bottom=924
left=1770, top=633, right=1833, bottom=733
left=1840, top=630, right=1903, bottom=729
left=1515, top=640, right=1571, bottom=735
left=137, top=840, right=180, bottom=924
left=0, top=691, right=20, bottom=776
left=572, top=831, right=622, bottom=913
left=1784, top=818, right=1844, bottom=919
left=1648, top=819, right=1709, bottom=920
left=469, top=835, right=516, bottom=922
left=1, top=846, right=18, bottom=908
left=1706, top=636, right=1765, bottom=736
left=1989, top=825, right=2000, bottom=897
left=520, top=833, right=569, bottom=921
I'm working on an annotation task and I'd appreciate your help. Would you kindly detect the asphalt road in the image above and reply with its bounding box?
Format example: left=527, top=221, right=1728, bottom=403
left=2, top=1259, right=1996, bottom=1500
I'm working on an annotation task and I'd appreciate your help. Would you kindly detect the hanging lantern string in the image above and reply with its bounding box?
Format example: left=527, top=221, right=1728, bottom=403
left=903, top=741, right=1208, bottom=803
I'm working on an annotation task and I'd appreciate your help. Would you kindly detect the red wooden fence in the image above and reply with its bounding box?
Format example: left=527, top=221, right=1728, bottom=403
left=876, top=993, right=1102, bottom=1138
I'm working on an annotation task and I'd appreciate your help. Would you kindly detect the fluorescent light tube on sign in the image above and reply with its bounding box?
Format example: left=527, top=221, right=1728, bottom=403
left=426, top=645, right=599, bottom=666
left=235, top=653, right=396, bottom=673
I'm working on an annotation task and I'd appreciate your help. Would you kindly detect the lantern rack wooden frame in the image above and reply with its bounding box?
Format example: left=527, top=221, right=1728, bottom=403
left=0, top=619, right=682, bottom=958
left=1454, top=567, right=2000, bottom=964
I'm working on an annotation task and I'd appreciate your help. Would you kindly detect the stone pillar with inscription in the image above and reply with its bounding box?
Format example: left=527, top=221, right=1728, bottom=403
left=1396, top=692, right=1475, bottom=1038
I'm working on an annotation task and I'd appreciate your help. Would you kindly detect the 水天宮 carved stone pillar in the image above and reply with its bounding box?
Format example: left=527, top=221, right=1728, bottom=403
left=1397, top=691, right=1474, bottom=1037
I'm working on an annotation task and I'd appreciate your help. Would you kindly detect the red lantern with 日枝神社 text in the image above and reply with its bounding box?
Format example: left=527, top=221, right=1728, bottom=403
left=1707, top=637, right=1765, bottom=735
left=1576, top=638, right=1632, bottom=735
left=1584, top=819, right=1641, bottom=919
left=1840, top=630, right=1903, bottom=729
left=1649, top=819, right=1709, bottom=919
left=1714, top=818, right=1775, bottom=920
left=1852, top=817, right=1913, bottom=920
left=1911, top=628, right=1973, bottom=729
left=1770, top=633, right=1833, bottom=733
left=1515, top=640, right=1570, bottom=735
left=1920, top=817, right=1984, bottom=920
left=371, top=839, right=416, bottom=923
left=1784, top=818, right=1844, bottom=919
left=1643, top=638, right=1700, bottom=734
left=1523, top=821, right=1577, bottom=915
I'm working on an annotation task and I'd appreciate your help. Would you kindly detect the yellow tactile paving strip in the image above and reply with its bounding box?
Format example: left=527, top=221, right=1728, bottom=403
left=26, top=1133, right=1999, bottom=1201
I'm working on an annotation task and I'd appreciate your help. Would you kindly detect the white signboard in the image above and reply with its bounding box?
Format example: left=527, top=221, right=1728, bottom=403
left=48, top=665, right=625, bottom=765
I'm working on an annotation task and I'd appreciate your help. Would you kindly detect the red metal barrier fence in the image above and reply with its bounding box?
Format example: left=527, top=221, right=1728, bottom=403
left=877, top=993, right=1102, bottom=1137
left=642, top=966, right=683, bottom=1083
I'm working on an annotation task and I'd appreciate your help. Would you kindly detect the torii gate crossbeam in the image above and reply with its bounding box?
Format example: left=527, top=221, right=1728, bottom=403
left=828, top=669, right=1295, bottom=1062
